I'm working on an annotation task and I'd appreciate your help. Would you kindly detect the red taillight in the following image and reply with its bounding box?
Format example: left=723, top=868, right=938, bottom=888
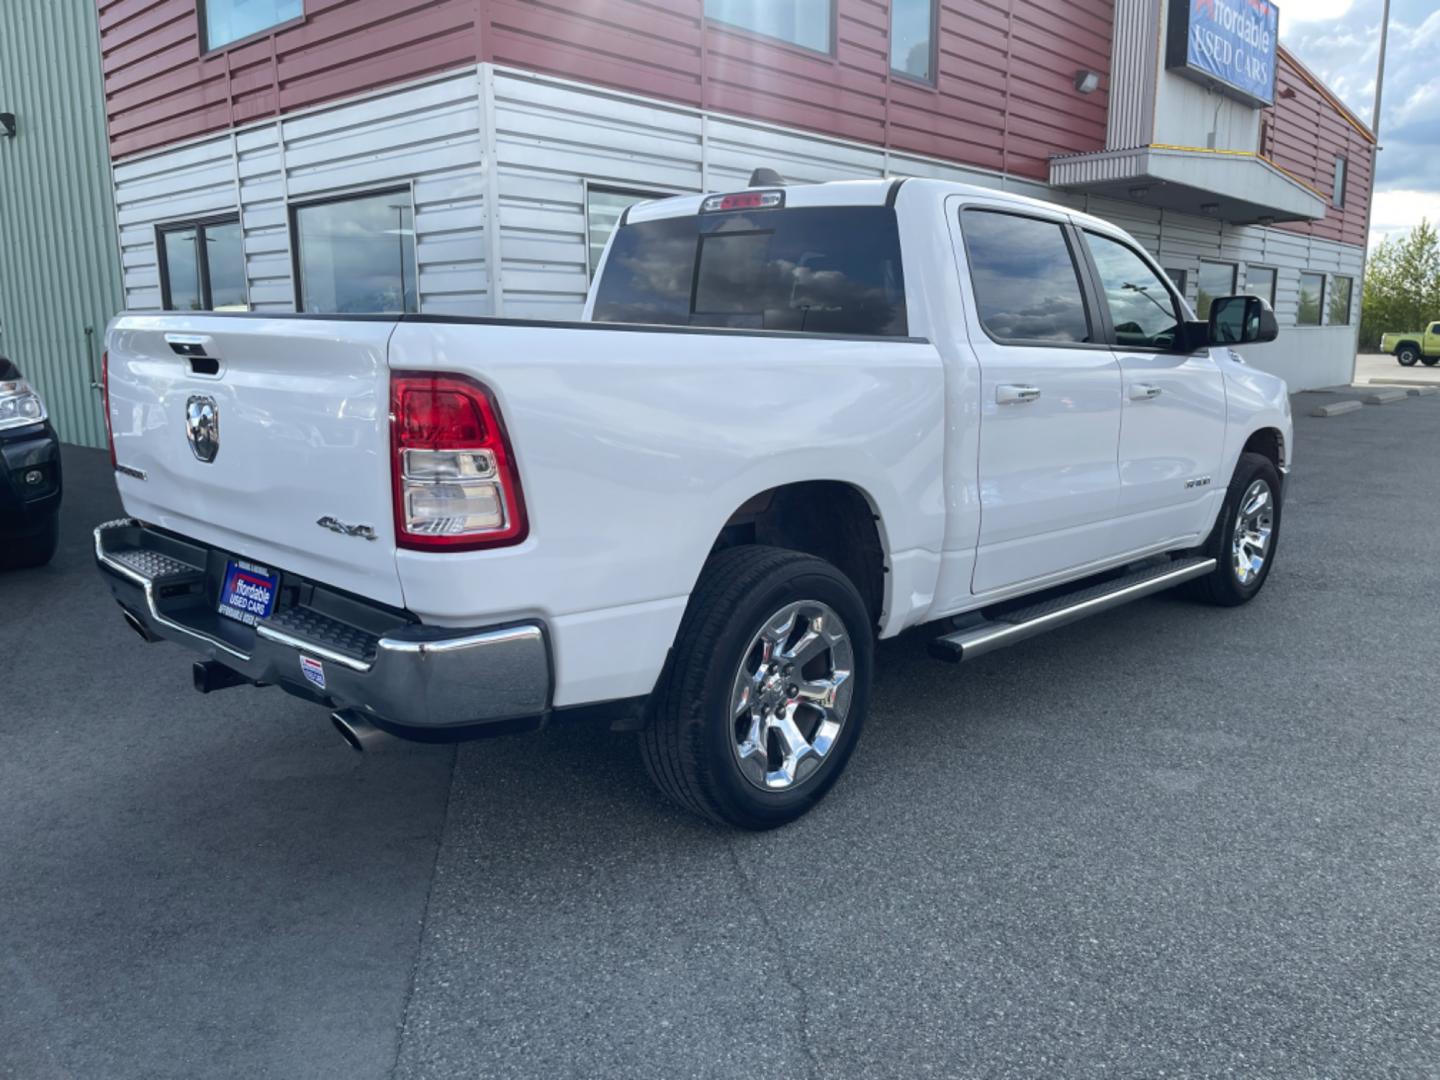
left=700, top=190, right=785, bottom=214
left=390, top=372, right=527, bottom=551
left=101, top=350, right=116, bottom=469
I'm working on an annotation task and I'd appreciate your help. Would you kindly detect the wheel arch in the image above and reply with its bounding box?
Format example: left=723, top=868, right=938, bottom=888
left=1395, top=339, right=1421, bottom=355
left=708, top=480, right=889, bottom=630
left=1241, top=426, right=1287, bottom=473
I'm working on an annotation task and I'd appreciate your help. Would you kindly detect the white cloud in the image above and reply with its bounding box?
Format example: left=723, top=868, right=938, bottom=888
left=1369, top=189, right=1440, bottom=247
left=1285, top=0, right=1355, bottom=24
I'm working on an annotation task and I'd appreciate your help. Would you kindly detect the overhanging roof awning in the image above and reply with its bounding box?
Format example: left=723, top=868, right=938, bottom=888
left=1050, top=145, right=1327, bottom=225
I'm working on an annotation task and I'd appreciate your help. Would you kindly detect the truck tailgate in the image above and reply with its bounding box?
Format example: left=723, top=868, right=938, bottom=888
left=106, top=315, right=405, bottom=607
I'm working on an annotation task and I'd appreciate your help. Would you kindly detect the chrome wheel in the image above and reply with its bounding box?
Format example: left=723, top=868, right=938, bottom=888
left=729, top=600, right=855, bottom=792
left=1232, top=479, right=1275, bottom=586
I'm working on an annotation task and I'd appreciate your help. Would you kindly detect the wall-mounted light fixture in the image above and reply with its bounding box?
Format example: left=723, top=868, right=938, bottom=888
left=1074, top=70, right=1101, bottom=95
left=1128, top=185, right=1151, bottom=199
left=0, top=114, right=15, bottom=139
left=1200, top=202, right=1220, bottom=216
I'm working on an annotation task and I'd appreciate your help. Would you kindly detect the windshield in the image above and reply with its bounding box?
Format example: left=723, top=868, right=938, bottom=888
left=591, top=206, right=909, bottom=337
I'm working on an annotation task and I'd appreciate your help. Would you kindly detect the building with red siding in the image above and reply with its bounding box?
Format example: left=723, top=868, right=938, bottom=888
left=94, top=0, right=1376, bottom=390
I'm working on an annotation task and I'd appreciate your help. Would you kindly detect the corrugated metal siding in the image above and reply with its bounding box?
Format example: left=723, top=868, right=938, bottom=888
left=1266, top=51, right=1375, bottom=248
left=0, top=0, right=122, bottom=449
left=114, top=71, right=491, bottom=317
left=98, top=1, right=1114, bottom=187
left=1105, top=0, right=1158, bottom=150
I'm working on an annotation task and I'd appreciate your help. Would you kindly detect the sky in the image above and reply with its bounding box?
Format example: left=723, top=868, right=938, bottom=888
left=1280, top=0, right=1440, bottom=247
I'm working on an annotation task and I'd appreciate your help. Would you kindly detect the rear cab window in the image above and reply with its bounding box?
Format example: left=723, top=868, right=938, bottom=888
left=591, top=205, right=908, bottom=337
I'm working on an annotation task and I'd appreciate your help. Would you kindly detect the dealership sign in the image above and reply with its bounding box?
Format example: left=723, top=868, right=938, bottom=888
left=1167, top=0, right=1279, bottom=107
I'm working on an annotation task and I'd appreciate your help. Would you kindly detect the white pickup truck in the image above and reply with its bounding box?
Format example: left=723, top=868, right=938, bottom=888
left=97, top=177, right=1292, bottom=829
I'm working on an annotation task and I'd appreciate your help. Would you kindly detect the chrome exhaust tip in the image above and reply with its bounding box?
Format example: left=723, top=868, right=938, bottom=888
left=121, top=607, right=158, bottom=643
left=331, top=710, right=389, bottom=753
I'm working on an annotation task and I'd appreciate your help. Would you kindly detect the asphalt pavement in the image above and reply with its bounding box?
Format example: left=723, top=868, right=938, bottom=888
left=1355, top=350, right=1440, bottom=386
left=3, top=393, right=1439, bottom=1079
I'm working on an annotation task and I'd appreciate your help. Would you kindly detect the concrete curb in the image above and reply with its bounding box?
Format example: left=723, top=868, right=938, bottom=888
left=1311, top=400, right=1364, bottom=418
left=1404, top=386, right=1439, bottom=397
left=1362, top=389, right=1410, bottom=405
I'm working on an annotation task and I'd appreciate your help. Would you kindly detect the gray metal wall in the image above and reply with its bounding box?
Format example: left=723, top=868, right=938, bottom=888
left=110, top=64, right=1366, bottom=392
left=0, top=0, right=122, bottom=449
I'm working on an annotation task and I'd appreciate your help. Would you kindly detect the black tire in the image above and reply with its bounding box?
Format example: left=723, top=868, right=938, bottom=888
left=1187, top=452, right=1282, bottom=607
left=1397, top=345, right=1420, bottom=367
left=640, top=545, right=873, bottom=830
left=1422, top=355, right=1440, bottom=367
left=0, top=514, right=59, bottom=571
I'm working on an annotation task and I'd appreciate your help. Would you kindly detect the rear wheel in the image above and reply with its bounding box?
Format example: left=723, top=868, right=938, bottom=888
left=1187, top=452, right=1282, bottom=607
left=0, top=514, right=59, bottom=571
left=640, top=545, right=872, bottom=830
left=1397, top=346, right=1420, bottom=367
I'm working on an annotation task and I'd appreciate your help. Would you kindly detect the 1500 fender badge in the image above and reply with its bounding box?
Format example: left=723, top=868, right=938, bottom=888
left=317, top=516, right=379, bottom=541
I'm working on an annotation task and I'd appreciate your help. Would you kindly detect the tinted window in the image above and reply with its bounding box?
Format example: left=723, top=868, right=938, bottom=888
left=1298, top=273, right=1325, bottom=326
left=204, top=0, right=302, bottom=50
left=1084, top=232, right=1180, bottom=349
left=1197, top=262, right=1236, bottom=320
left=587, top=186, right=667, bottom=279
left=1333, top=157, right=1347, bottom=209
left=705, top=0, right=831, bottom=52
left=162, top=228, right=202, bottom=311
left=1246, top=266, right=1277, bottom=307
left=294, top=191, right=417, bottom=314
left=160, top=218, right=247, bottom=312
left=206, top=221, right=248, bottom=311
left=592, top=207, right=908, bottom=336
left=1328, top=276, right=1353, bottom=325
left=962, top=211, right=1090, bottom=343
left=891, top=0, right=935, bottom=81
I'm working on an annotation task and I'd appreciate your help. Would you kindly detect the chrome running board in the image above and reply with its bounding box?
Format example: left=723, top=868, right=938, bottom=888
left=929, top=557, right=1216, bottom=664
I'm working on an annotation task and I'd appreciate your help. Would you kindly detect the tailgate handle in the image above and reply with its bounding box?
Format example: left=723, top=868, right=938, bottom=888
left=165, top=334, right=221, bottom=376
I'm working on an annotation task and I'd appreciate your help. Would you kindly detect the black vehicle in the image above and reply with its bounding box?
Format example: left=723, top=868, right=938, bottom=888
left=0, top=357, right=62, bottom=569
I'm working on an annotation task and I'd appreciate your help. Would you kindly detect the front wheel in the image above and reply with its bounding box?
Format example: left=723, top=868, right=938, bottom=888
left=1187, top=452, right=1283, bottom=607
left=1422, top=356, right=1440, bottom=367
left=1397, top=346, right=1420, bottom=367
left=640, top=546, right=873, bottom=830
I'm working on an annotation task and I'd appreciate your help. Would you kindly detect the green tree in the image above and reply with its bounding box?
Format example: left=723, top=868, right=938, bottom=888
left=1361, top=219, right=1440, bottom=350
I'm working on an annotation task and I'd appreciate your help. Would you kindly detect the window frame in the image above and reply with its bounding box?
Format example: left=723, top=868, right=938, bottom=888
left=704, top=0, right=839, bottom=59
left=156, top=213, right=247, bottom=312
left=1332, top=156, right=1347, bottom=210
left=198, top=0, right=306, bottom=55
left=889, top=0, right=940, bottom=86
left=958, top=206, right=1106, bottom=351
left=1297, top=272, right=1326, bottom=327
left=1074, top=227, right=1190, bottom=354
left=288, top=184, right=419, bottom=315
left=1244, top=264, right=1278, bottom=308
left=1328, top=275, right=1354, bottom=326
left=583, top=181, right=682, bottom=280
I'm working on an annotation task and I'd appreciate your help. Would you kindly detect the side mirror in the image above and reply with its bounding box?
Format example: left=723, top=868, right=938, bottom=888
left=1209, top=295, right=1279, bottom=347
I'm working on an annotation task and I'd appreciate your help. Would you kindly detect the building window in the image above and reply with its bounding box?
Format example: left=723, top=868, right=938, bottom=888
left=1245, top=266, right=1277, bottom=308
left=961, top=210, right=1091, bottom=344
left=705, top=0, right=833, bottom=54
left=1163, top=268, right=1188, bottom=297
left=158, top=217, right=247, bottom=312
left=890, top=0, right=937, bottom=82
left=1333, top=157, right=1347, bottom=209
left=1328, top=276, right=1353, bottom=325
left=586, top=185, right=669, bottom=280
left=202, top=0, right=303, bottom=51
left=1298, top=272, right=1325, bottom=326
left=1196, top=262, right=1237, bottom=320
left=292, top=189, right=417, bottom=314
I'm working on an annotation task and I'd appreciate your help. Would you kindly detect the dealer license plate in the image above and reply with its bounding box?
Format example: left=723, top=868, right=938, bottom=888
left=218, top=560, right=279, bottom=626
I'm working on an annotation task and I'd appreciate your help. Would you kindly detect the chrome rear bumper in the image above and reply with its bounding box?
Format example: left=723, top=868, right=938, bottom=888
left=95, top=518, right=552, bottom=734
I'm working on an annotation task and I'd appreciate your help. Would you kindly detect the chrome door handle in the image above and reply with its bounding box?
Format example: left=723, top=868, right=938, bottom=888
left=997, top=384, right=1041, bottom=405
left=1130, top=383, right=1163, bottom=401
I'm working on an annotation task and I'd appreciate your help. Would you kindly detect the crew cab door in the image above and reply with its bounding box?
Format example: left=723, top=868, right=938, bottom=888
left=1076, top=229, right=1227, bottom=546
left=952, top=204, right=1124, bottom=595
left=1427, top=322, right=1440, bottom=354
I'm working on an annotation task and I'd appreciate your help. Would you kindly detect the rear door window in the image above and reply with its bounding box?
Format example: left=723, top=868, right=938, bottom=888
left=961, top=210, right=1091, bottom=344
left=592, top=206, right=908, bottom=336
